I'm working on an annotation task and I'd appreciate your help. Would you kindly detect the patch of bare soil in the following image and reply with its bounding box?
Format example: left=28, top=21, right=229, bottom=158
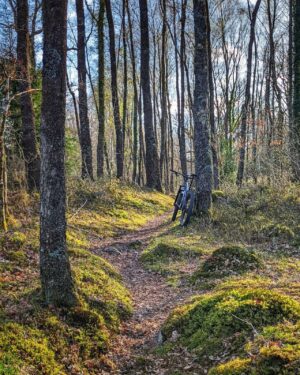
left=94, top=213, right=205, bottom=374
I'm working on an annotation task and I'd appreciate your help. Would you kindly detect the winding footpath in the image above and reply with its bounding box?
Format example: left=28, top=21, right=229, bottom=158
left=93, top=213, right=201, bottom=374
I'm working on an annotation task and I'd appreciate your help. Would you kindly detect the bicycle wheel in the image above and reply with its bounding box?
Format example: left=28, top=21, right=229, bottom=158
left=171, top=192, right=182, bottom=221
left=180, top=190, right=194, bottom=226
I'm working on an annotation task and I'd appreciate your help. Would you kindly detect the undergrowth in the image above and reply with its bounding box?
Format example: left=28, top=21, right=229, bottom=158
left=154, top=183, right=300, bottom=374
left=0, top=179, right=172, bottom=374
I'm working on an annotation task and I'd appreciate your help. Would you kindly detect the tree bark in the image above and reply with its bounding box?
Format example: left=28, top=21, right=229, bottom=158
left=206, top=0, right=219, bottom=189
left=40, top=0, right=77, bottom=307
left=76, top=0, right=93, bottom=179
left=179, top=0, right=188, bottom=176
left=292, top=0, right=300, bottom=179
left=127, top=1, right=138, bottom=183
left=193, top=0, right=213, bottom=215
left=105, top=0, right=124, bottom=178
left=236, top=0, right=262, bottom=187
left=97, top=0, right=105, bottom=178
left=16, top=0, right=40, bottom=192
left=139, top=0, right=162, bottom=191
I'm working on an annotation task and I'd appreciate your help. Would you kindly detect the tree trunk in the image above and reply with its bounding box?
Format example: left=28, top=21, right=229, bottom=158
left=206, top=0, right=219, bottom=189
left=179, top=0, right=188, bottom=176
left=16, top=0, right=40, bottom=192
left=105, top=0, right=124, bottom=178
left=127, top=1, right=138, bottom=183
left=97, top=0, right=105, bottom=178
left=122, top=0, right=128, bottom=159
left=193, top=0, right=213, bottom=216
left=40, top=0, right=77, bottom=308
left=236, top=0, right=262, bottom=187
left=76, top=0, right=93, bottom=180
left=292, top=0, right=300, bottom=180
left=139, top=0, right=162, bottom=191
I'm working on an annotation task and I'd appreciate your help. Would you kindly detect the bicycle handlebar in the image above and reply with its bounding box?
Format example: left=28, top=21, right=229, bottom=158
left=170, top=169, right=197, bottom=179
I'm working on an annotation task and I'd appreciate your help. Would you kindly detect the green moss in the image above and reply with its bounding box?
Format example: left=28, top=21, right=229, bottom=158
left=212, top=190, right=226, bottom=202
left=140, top=237, right=202, bottom=274
left=208, top=358, right=251, bottom=375
left=0, top=322, right=63, bottom=375
left=260, top=224, right=295, bottom=241
left=192, top=246, right=262, bottom=280
left=210, top=321, right=300, bottom=374
left=162, top=289, right=300, bottom=363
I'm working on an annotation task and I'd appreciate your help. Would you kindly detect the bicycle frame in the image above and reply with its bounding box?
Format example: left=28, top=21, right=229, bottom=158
left=172, top=171, right=196, bottom=210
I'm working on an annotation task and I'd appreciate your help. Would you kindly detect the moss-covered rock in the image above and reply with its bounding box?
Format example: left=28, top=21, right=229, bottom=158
left=209, top=321, right=300, bottom=374
left=161, top=289, right=300, bottom=364
left=192, top=246, right=262, bottom=280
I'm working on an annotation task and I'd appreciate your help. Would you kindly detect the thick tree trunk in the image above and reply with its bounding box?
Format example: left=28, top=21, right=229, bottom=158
left=292, top=0, right=300, bottom=180
left=139, top=0, right=162, bottom=191
left=16, top=0, right=40, bottom=192
left=193, top=0, right=213, bottom=215
left=105, top=0, right=124, bottom=178
left=236, top=0, right=262, bottom=187
left=97, top=0, right=105, bottom=178
left=40, top=0, right=77, bottom=308
left=76, top=0, right=93, bottom=180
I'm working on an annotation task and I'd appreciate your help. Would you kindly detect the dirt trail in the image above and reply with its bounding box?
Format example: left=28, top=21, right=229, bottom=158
left=94, top=213, right=199, bottom=374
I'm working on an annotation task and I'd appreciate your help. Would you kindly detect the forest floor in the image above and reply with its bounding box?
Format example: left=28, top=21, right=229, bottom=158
left=1, top=180, right=300, bottom=374
left=94, top=212, right=202, bottom=374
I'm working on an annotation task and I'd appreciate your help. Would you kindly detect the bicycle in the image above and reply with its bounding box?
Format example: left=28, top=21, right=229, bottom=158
left=171, top=169, right=196, bottom=226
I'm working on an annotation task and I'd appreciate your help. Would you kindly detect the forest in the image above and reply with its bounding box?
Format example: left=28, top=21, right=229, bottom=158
left=0, top=0, right=300, bottom=374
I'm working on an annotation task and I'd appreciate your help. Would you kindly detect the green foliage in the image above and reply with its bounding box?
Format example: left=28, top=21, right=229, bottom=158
left=192, top=245, right=262, bottom=280
left=65, top=130, right=81, bottom=176
left=162, top=289, right=300, bottom=363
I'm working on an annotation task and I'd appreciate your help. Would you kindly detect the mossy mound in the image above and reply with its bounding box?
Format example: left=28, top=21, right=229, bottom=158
left=161, top=289, right=300, bottom=364
left=192, top=246, right=262, bottom=280
left=209, top=321, right=300, bottom=374
left=140, top=238, right=202, bottom=274
left=0, top=322, right=63, bottom=374
left=259, top=223, right=295, bottom=241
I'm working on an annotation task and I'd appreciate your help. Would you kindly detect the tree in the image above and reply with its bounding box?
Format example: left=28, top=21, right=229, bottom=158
left=193, top=0, right=213, bottom=216
left=236, top=0, right=262, bottom=187
left=105, top=0, right=124, bottom=178
left=139, top=0, right=162, bottom=191
left=16, top=0, right=40, bottom=191
left=97, top=0, right=105, bottom=178
left=292, top=0, right=300, bottom=180
left=40, top=0, right=77, bottom=307
left=76, top=0, right=93, bottom=179
left=206, top=0, right=219, bottom=189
